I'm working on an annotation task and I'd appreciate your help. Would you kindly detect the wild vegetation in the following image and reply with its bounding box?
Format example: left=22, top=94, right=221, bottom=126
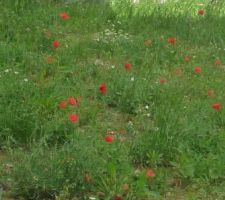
left=0, top=0, right=225, bottom=199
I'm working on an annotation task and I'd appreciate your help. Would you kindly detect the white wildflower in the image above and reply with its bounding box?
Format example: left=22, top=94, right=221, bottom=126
left=128, top=121, right=133, bottom=126
left=154, top=127, right=159, bottom=131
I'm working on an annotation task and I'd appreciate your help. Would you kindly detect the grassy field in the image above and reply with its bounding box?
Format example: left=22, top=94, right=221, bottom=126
left=0, top=0, right=225, bottom=199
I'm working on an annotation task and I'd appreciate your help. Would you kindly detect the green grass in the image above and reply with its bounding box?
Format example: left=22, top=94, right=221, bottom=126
left=0, top=0, right=225, bottom=199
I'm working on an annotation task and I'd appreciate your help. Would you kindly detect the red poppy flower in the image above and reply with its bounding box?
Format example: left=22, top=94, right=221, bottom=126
left=59, top=100, right=67, bottom=109
left=105, top=135, right=113, bottom=143
left=124, top=63, right=132, bottom=71
left=69, top=114, right=79, bottom=123
left=184, top=56, right=191, bottom=63
left=212, top=103, right=221, bottom=111
left=167, top=37, right=176, bottom=45
left=214, top=59, right=221, bottom=66
left=99, top=83, right=107, bottom=94
left=68, top=96, right=77, bottom=106
left=53, top=41, right=60, bottom=48
left=114, top=196, right=122, bottom=200
left=198, top=9, right=205, bottom=16
left=194, top=67, right=202, bottom=74
left=159, top=78, right=167, bottom=84
left=146, top=168, right=155, bottom=178
left=207, top=89, right=214, bottom=97
left=59, top=12, right=70, bottom=20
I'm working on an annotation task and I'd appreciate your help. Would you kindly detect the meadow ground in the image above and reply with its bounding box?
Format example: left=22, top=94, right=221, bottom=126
left=0, top=0, right=225, bottom=199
